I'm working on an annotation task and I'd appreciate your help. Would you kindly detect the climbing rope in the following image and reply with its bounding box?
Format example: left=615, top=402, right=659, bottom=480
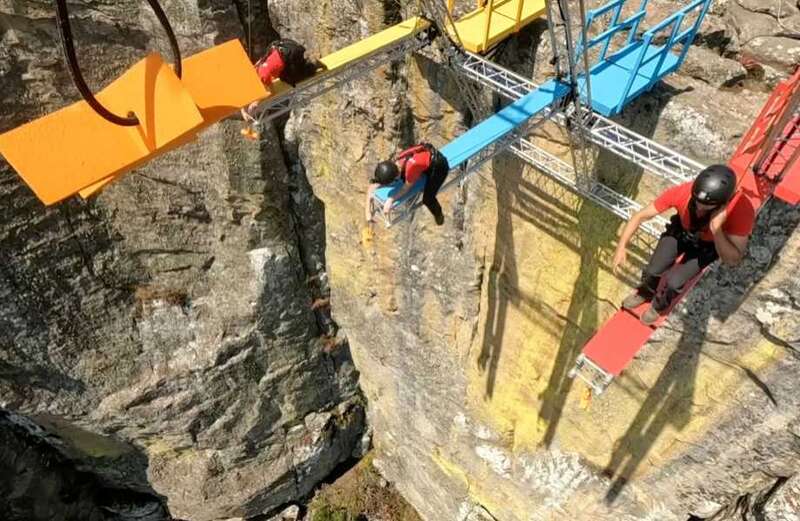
left=54, top=0, right=183, bottom=127
left=247, top=0, right=253, bottom=60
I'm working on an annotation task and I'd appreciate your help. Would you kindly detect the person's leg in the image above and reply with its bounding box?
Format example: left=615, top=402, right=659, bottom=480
left=242, top=101, right=258, bottom=122
left=303, top=55, right=327, bottom=78
left=422, top=155, right=449, bottom=224
left=650, top=257, right=702, bottom=312
left=652, top=242, right=718, bottom=312
left=622, top=232, right=680, bottom=309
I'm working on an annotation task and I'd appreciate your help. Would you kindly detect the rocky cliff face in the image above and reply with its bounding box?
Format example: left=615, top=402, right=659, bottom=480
left=2, top=0, right=800, bottom=520
left=288, top=1, right=800, bottom=520
left=0, top=409, right=171, bottom=521
left=0, top=1, right=363, bottom=520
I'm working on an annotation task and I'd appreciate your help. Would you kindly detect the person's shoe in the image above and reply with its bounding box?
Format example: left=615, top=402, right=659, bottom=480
left=622, top=291, right=649, bottom=310
left=433, top=210, right=445, bottom=226
left=640, top=305, right=663, bottom=326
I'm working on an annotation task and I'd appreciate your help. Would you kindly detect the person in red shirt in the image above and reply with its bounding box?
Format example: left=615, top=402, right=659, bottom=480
left=366, top=143, right=450, bottom=225
left=612, top=164, right=755, bottom=324
left=241, top=39, right=327, bottom=140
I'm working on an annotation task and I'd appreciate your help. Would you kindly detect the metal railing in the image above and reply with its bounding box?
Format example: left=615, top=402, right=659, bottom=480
left=254, top=26, right=433, bottom=125
left=457, top=51, right=704, bottom=184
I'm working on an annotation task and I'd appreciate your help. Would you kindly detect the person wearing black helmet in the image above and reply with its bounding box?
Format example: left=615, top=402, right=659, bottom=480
left=611, top=164, right=755, bottom=325
left=365, top=143, right=450, bottom=225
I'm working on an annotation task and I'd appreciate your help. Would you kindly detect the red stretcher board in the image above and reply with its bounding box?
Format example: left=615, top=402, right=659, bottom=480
left=582, top=312, right=654, bottom=376
left=582, top=261, right=706, bottom=376
left=576, top=66, right=800, bottom=389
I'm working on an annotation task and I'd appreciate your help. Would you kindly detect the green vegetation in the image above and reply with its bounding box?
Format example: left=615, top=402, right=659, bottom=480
left=307, top=453, right=421, bottom=521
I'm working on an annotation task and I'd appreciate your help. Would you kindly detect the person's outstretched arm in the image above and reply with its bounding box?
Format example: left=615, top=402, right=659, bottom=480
left=382, top=182, right=413, bottom=215
left=365, top=183, right=381, bottom=222
left=612, top=203, right=663, bottom=273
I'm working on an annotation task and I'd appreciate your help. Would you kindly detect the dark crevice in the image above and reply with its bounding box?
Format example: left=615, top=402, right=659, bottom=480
left=0, top=409, right=173, bottom=521
left=689, top=475, right=793, bottom=520
left=382, top=0, right=403, bottom=26
left=698, top=351, right=778, bottom=406
left=760, top=323, right=800, bottom=359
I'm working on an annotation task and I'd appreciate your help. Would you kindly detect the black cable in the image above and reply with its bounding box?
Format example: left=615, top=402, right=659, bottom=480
left=54, top=0, right=183, bottom=127
left=54, top=0, right=138, bottom=126
left=557, top=0, right=567, bottom=23
left=144, top=0, right=182, bottom=79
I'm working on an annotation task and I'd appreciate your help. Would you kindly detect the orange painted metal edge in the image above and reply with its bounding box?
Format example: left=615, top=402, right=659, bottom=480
left=0, top=53, right=204, bottom=205
left=79, top=39, right=268, bottom=199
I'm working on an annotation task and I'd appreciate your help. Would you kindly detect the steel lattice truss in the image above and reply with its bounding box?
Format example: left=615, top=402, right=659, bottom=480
left=419, top=0, right=489, bottom=118
left=510, top=138, right=669, bottom=237
left=255, top=30, right=432, bottom=125
left=454, top=52, right=671, bottom=236
left=458, top=52, right=704, bottom=184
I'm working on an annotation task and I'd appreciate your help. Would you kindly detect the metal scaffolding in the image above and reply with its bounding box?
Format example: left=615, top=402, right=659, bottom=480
left=255, top=26, right=433, bottom=125
left=545, top=0, right=596, bottom=192
left=457, top=51, right=704, bottom=185
left=509, top=138, right=669, bottom=237
left=419, top=0, right=489, bottom=119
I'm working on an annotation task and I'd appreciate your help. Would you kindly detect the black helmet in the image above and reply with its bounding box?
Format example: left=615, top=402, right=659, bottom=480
left=692, top=164, right=736, bottom=206
left=373, top=160, right=399, bottom=185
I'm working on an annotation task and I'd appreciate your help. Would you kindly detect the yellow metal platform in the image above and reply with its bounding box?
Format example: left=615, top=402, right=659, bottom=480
left=255, top=16, right=431, bottom=100
left=454, top=0, right=546, bottom=53
left=318, top=16, right=430, bottom=71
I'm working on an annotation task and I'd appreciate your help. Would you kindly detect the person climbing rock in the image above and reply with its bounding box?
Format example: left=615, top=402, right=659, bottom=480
left=611, top=164, right=755, bottom=325
left=365, top=143, right=450, bottom=225
left=241, top=38, right=327, bottom=140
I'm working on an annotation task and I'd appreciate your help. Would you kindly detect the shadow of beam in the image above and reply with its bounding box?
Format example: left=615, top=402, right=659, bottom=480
left=538, top=200, right=618, bottom=447
left=603, top=305, right=708, bottom=503
left=602, top=197, right=800, bottom=502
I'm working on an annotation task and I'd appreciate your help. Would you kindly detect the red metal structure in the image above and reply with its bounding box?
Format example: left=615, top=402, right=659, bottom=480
left=570, top=67, right=800, bottom=394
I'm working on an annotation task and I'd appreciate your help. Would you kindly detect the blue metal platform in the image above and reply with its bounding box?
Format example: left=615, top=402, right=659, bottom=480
left=373, top=79, right=569, bottom=207
left=371, top=0, right=714, bottom=224
left=576, top=0, right=712, bottom=116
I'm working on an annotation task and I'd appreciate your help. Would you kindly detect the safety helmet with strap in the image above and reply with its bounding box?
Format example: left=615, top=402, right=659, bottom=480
left=692, top=164, right=737, bottom=206
left=372, top=161, right=400, bottom=185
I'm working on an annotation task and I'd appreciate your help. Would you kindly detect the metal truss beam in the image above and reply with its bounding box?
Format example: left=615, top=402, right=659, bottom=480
left=568, top=353, right=614, bottom=395
left=255, top=29, right=432, bottom=124
left=509, top=137, right=669, bottom=237
left=456, top=52, right=705, bottom=185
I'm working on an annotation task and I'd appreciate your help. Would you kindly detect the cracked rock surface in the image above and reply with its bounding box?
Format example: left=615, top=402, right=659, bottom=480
left=0, top=1, right=362, bottom=520
left=2, top=0, right=800, bottom=520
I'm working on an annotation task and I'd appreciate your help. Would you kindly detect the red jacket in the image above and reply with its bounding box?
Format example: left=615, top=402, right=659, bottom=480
left=397, top=145, right=433, bottom=184
left=654, top=182, right=755, bottom=241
